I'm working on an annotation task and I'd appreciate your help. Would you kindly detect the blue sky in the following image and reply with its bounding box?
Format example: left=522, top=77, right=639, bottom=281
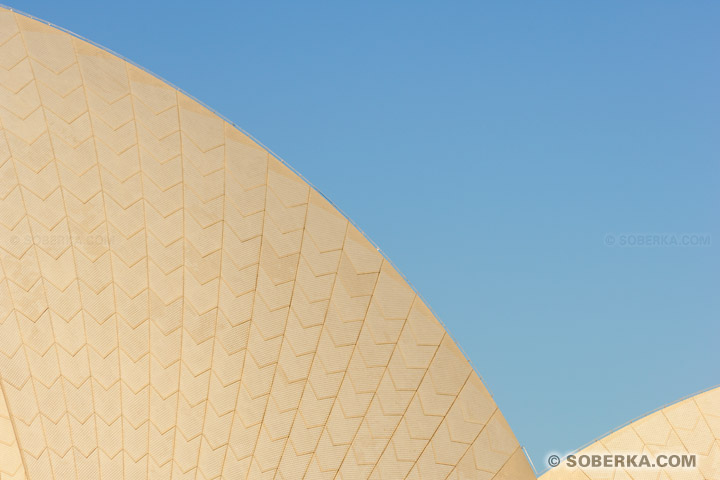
left=10, top=0, right=719, bottom=470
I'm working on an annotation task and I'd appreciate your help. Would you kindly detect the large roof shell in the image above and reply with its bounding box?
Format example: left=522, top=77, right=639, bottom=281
left=0, top=6, right=534, bottom=480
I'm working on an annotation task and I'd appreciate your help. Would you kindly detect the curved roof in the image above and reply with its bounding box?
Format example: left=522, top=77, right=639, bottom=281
left=0, top=6, right=534, bottom=480
left=540, top=386, right=720, bottom=480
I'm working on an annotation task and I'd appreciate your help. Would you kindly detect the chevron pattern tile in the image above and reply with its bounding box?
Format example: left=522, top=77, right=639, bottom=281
left=0, top=6, right=536, bottom=480
left=541, top=386, right=720, bottom=480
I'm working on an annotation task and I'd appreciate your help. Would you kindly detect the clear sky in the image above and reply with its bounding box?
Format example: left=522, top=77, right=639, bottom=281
left=8, top=0, right=719, bottom=471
